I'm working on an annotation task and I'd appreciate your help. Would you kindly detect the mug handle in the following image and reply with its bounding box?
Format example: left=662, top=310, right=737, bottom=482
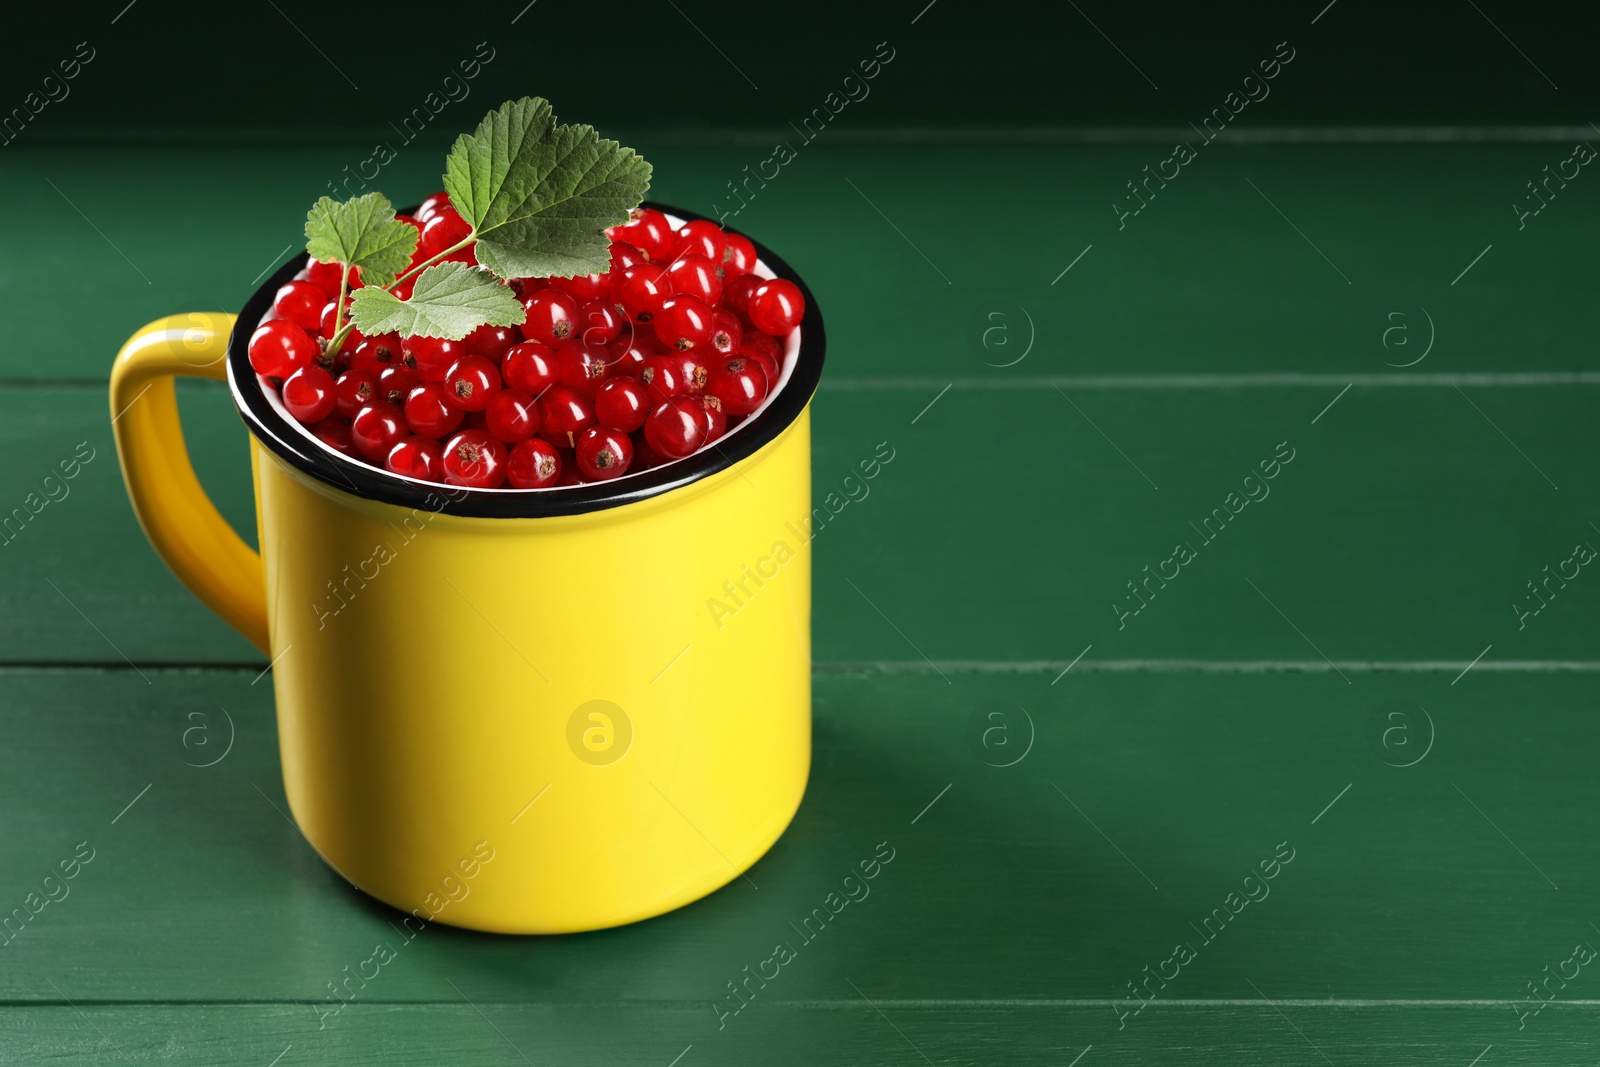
left=110, top=312, right=270, bottom=654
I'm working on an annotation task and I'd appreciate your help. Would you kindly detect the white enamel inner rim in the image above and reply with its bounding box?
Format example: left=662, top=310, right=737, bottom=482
left=258, top=211, right=800, bottom=492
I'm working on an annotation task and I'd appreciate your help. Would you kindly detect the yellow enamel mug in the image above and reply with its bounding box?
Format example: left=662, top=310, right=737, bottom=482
left=108, top=205, right=824, bottom=933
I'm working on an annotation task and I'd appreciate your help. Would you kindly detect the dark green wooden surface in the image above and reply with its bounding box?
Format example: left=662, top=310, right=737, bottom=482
left=3, top=669, right=1598, bottom=1064
left=10, top=1004, right=1599, bottom=1067
left=1, top=135, right=1597, bottom=1064
left=4, top=380, right=1594, bottom=664
left=6, top=144, right=1599, bottom=383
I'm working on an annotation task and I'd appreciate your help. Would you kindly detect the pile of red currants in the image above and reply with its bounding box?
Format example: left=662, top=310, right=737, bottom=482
left=246, top=202, right=806, bottom=489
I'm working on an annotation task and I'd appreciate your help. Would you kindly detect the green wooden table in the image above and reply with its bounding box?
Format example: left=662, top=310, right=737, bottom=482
left=2, top=132, right=1596, bottom=1064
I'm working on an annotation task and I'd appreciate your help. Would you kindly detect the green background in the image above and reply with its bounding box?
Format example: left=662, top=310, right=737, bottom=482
left=2, top=1, right=1598, bottom=1064
left=3, top=0, right=1596, bottom=136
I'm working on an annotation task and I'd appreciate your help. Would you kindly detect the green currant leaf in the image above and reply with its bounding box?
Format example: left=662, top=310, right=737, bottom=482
left=443, top=96, right=652, bottom=280
left=303, top=192, right=419, bottom=288
left=349, top=262, right=524, bottom=340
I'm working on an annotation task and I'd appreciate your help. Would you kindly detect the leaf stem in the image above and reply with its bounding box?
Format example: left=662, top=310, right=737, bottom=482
left=325, top=321, right=359, bottom=359
left=328, top=263, right=352, bottom=358
left=331, top=237, right=477, bottom=350
left=389, top=235, right=478, bottom=290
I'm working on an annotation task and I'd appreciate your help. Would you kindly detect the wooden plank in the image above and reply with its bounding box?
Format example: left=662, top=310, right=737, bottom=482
left=1, top=667, right=1594, bottom=1018
left=0, top=1002, right=1584, bottom=1067
left=5, top=143, right=1596, bottom=383
left=4, top=380, right=1595, bottom=665
left=0, top=382, right=263, bottom=664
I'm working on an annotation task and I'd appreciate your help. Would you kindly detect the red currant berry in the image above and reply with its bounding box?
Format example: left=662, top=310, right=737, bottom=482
left=739, top=348, right=780, bottom=388
left=748, top=279, right=805, bottom=336
left=699, top=394, right=727, bottom=442
left=465, top=323, right=519, bottom=361
left=318, top=297, right=360, bottom=344
left=420, top=206, right=472, bottom=261
left=334, top=369, right=378, bottom=418
left=317, top=298, right=340, bottom=337
left=502, top=341, right=558, bottom=397
left=575, top=425, right=634, bottom=481
left=485, top=389, right=540, bottom=442
left=639, top=355, right=689, bottom=402
left=707, top=356, right=769, bottom=416
left=281, top=365, right=337, bottom=423
left=351, top=401, right=408, bottom=462
left=273, top=280, right=326, bottom=332
left=722, top=273, right=762, bottom=320
left=652, top=295, right=714, bottom=351
left=402, top=335, right=462, bottom=383
left=673, top=220, right=726, bottom=263
left=577, top=299, right=625, bottom=346
left=666, top=253, right=722, bottom=306
left=350, top=332, right=403, bottom=375
left=608, top=334, right=656, bottom=378
left=709, top=309, right=742, bottom=357
left=441, top=429, right=508, bottom=488
left=608, top=241, right=647, bottom=277
left=329, top=335, right=361, bottom=374
left=443, top=355, right=501, bottom=412
left=248, top=320, right=317, bottom=378
left=376, top=364, right=419, bottom=407
left=677, top=351, right=711, bottom=393
left=386, top=436, right=443, bottom=481
left=613, top=207, right=674, bottom=260
left=403, top=382, right=464, bottom=438
left=644, top=397, right=710, bottom=460
left=595, top=376, right=649, bottom=432
left=615, top=265, right=669, bottom=321
left=311, top=416, right=353, bottom=455
left=547, top=272, right=607, bottom=302
left=507, top=438, right=562, bottom=488
left=520, top=289, right=580, bottom=344
left=554, top=342, right=610, bottom=395
left=312, top=341, right=348, bottom=377
left=722, top=232, right=757, bottom=274
left=415, top=192, right=451, bottom=225
left=741, top=330, right=781, bottom=364
left=305, top=258, right=345, bottom=299
left=537, top=385, right=597, bottom=448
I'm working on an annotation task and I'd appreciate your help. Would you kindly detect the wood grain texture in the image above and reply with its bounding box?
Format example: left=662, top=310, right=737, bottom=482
left=3, top=144, right=1595, bottom=383
left=0, top=668, right=1592, bottom=1023
left=0, top=1002, right=1589, bottom=1067
left=2, top=380, right=1593, bottom=664
left=2, top=139, right=1596, bottom=1065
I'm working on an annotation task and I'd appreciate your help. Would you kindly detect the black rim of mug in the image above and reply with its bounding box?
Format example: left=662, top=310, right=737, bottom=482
left=226, top=200, right=825, bottom=518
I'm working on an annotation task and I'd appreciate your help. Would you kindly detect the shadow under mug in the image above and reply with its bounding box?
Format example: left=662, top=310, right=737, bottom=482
left=108, top=203, right=825, bottom=933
